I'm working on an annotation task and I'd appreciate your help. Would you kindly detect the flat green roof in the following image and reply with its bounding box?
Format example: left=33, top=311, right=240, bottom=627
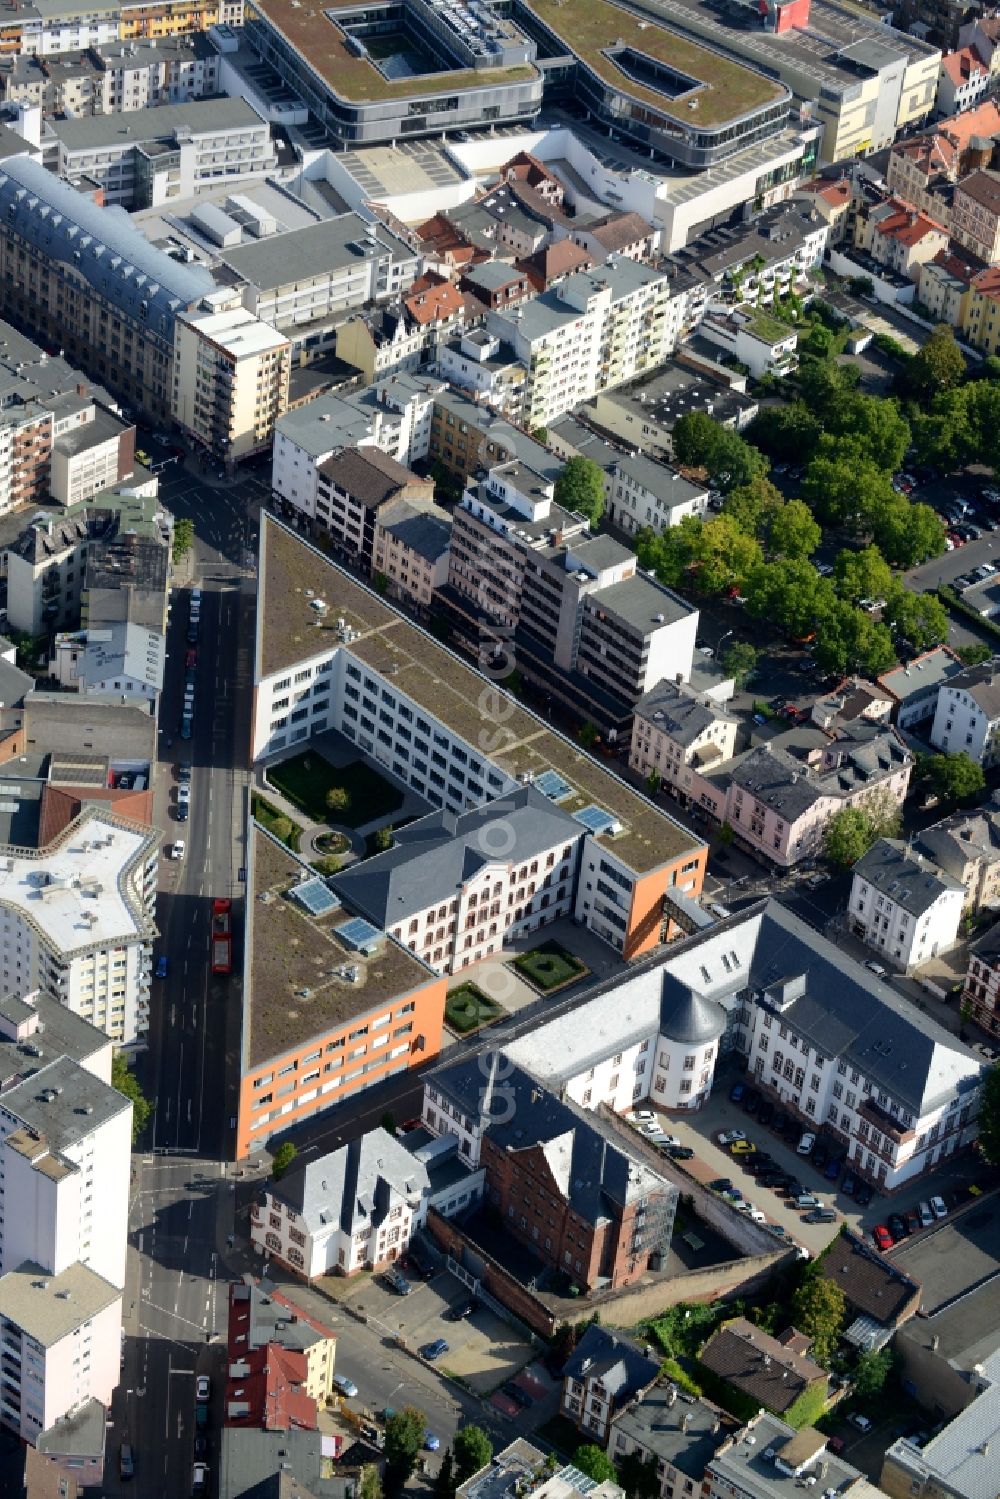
left=525, top=0, right=786, bottom=127
left=247, top=0, right=537, bottom=102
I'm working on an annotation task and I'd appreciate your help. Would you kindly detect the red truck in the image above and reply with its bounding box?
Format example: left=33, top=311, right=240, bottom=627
left=211, top=898, right=232, bottom=975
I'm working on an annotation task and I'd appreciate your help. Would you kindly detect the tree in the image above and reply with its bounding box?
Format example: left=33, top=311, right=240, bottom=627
left=957, top=643, right=992, bottom=665
left=834, top=547, right=893, bottom=605
left=705, top=427, right=769, bottom=493
left=373, top=825, right=394, bottom=852
left=824, top=390, right=910, bottom=473
left=172, top=518, right=195, bottom=564
left=871, top=497, right=946, bottom=568
left=617, top=1451, right=661, bottom=1499
left=801, top=449, right=896, bottom=529
left=554, top=456, right=605, bottom=525
left=690, top=514, right=762, bottom=593
left=978, top=1064, right=1000, bottom=1166
left=573, top=1446, right=617, bottom=1484
left=790, top=1272, right=846, bottom=1367
left=745, top=559, right=835, bottom=638
left=745, top=404, right=820, bottom=465
left=111, top=1054, right=151, bottom=1144
left=635, top=516, right=702, bottom=589
left=882, top=586, right=949, bottom=650
left=646, top=771, right=662, bottom=794
left=768, top=499, right=821, bottom=561
left=905, top=324, right=966, bottom=404
left=854, top=1347, right=895, bottom=1401
left=326, top=786, right=351, bottom=816
left=924, top=752, right=986, bottom=806
left=270, top=816, right=294, bottom=845
left=579, top=721, right=599, bottom=749
left=361, top=1467, right=385, bottom=1499
left=823, top=791, right=901, bottom=867
left=672, top=410, right=720, bottom=467
left=722, top=475, right=784, bottom=538
left=385, top=1407, right=427, bottom=1494
left=530, top=426, right=548, bottom=443
left=721, top=641, right=758, bottom=687
left=453, top=1427, right=492, bottom=1484
left=271, top=1141, right=298, bottom=1180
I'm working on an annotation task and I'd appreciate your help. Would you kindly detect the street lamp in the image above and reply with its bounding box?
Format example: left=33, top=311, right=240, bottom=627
left=716, top=629, right=735, bottom=664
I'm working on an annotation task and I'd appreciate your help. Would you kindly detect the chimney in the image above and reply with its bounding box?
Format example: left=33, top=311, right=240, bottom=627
left=931, top=1334, right=940, bottom=1351
left=680, top=1413, right=691, bottom=1433
left=76, top=382, right=87, bottom=397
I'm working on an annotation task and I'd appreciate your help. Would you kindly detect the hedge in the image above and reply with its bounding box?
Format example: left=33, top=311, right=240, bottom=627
left=938, top=586, right=1000, bottom=645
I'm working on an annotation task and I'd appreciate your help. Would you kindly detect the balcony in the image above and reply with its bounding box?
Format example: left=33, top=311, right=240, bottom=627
left=858, top=1097, right=914, bottom=1145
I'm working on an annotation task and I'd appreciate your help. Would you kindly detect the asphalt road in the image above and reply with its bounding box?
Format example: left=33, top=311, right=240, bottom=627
left=105, top=465, right=258, bottom=1499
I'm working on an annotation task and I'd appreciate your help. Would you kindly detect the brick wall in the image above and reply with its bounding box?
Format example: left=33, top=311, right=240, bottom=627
left=425, top=1208, right=556, bottom=1337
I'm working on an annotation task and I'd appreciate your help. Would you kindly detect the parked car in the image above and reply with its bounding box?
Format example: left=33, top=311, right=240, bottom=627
left=795, top=1194, right=820, bottom=1210
left=757, top=1101, right=774, bottom=1127
left=420, top=1339, right=449, bottom=1362
left=332, top=1374, right=358, bottom=1398
left=930, top=1195, right=948, bottom=1219
left=192, top=1464, right=209, bottom=1496
left=729, top=1082, right=746, bottom=1103
left=196, top=1376, right=210, bottom=1402
left=812, top=1142, right=829, bottom=1170
left=667, top=1144, right=695, bottom=1160
left=169, top=841, right=185, bottom=859
left=918, top=1201, right=934, bottom=1228
left=119, top=1444, right=134, bottom=1481
left=446, top=1300, right=477, bottom=1321
left=888, top=1213, right=908, bottom=1241
left=384, top=1268, right=412, bottom=1296
left=873, top=1224, right=894, bottom=1252
left=796, top=1131, right=816, bottom=1155
left=425, top=1433, right=441, bottom=1452
left=847, top=1414, right=872, bottom=1433
left=503, top=1381, right=533, bottom=1409
left=773, top=1111, right=789, bottom=1135
left=824, top=1156, right=844, bottom=1181
left=717, top=1130, right=747, bottom=1146
left=651, top=1133, right=682, bottom=1149
left=743, top=1088, right=761, bottom=1114
left=155, top=956, right=168, bottom=979
left=841, top=1169, right=858, bottom=1197
left=855, top=1183, right=873, bottom=1208
left=711, top=1178, right=733, bottom=1193
left=730, top=1139, right=755, bottom=1155
left=804, top=1207, right=837, bottom=1224
left=865, top=960, right=888, bottom=978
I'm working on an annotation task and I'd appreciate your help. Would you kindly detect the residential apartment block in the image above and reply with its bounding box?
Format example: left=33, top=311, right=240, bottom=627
left=878, top=647, right=964, bottom=731
left=610, top=1384, right=734, bottom=1498
left=313, top=447, right=434, bottom=569
left=913, top=792, right=1000, bottom=913
left=252, top=520, right=706, bottom=964
left=560, top=1324, right=659, bottom=1445
left=961, top=923, right=1000, bottom=1038
left=487, top=259, right=685, bottom=431
left=0, top=32, right=221, bottom=116
left=0, top=154, right=215, bottom=420
left=250, top=1127, right=429, bottom=1278
left=849, top=838, right=964, bottom=972
left=228, top=1281, right=336, bottom=1406
left=607, top=454, right=709, bottom=538
left=886, top=100, right=1000, bottom=225
left=372, top=500, right=451, bottom=612
left=930, top=656, right=1000, bottom=766
left=629, top=680, right=739, bottom=801
left=880, top=1347, right=1000, bottom=1499
left=0, top=807, right=159, bottom=1046
left=705, top=1413, right=884, bottom=1499
left=950, top=169, right=1000, bottom=264
left=171, top=296, right=291, bottom=464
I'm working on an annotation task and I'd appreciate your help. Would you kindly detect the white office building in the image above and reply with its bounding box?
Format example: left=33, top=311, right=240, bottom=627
left=0, top=808, right=159, bottom=1046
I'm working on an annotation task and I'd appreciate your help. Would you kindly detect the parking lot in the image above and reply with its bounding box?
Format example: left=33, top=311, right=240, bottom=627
left=630, top=1072, right=988, bottom=1260
left=347, top=1265, right=537, bottom=1396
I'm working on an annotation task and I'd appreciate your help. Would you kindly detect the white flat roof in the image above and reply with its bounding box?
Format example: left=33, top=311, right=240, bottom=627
left=0, top=809, right=158, bottom=955
left=183, top=304, right=289, bottom=356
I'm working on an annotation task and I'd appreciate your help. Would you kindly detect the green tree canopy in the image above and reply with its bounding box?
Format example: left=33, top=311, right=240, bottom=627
left=833, top=546, right=893, bottom=605
left=853, top=1348, right=895, bottom=1401
left=617, top=1451, right=661, bottom=1499
left=978, top=1064, right=1000, bottom=1166
left=767, top=498, right=821, bottom=561
left=705, top=426, right=769, bottom=493
left=690, top=514, right=763, bottom=593
left=722, top=475, right=784, bottom=537
left=801, top=448, right=896, bottom=529
left=271, top=1141, right=298, bottom=1180
left=672, top=410, right=720, bottom=467
left=573, top=1447, right=617, bottom=1484
left=744, top=403, right=821, bottom=465
left=745, top=559, right=834, bottom=638
left=957, top=643, right=993, bottom=666
left=790, top=1272, right=847, bottom=1367
left=172, top=517, right=195, bottom=563
left=111, top=1054, right=151, bottom=1145
left=361, top=1466, right=384, bottom=1499
left=554, top=456, right=605, bottom=525
left=385, top=1407, right=427, bottom=1494
left=823, top=389, right=910, bottom=473
left=326, top=786, right=351, bottom=814
left=452, top=1427, right=493, bottom=1485
left=923, top=751, right=986, bottom=806
left=882, top=586, right=949, bottom=650
left=870, top=497, right=946, bottom=568
left=904, top=324, right=967, bottom=404
left=721, top=641, right=758, bottom=687
left=823, top=790, right=902, bottom=867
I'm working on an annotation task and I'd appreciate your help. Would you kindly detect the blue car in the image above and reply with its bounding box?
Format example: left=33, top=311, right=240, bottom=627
left=419, top=1339, right=449, bottom=1362
left=155, top=956, right=168, bottom=979
left=729, top=1082, right=746, bottom=1103
left=824, top=1156, right=844, bottom=1181
left=425, top=1433, right=440, bottom=1452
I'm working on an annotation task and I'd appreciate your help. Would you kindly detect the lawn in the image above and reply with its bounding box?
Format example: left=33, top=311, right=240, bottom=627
left=445, top=983, right=504, bottom=1034
left=267, top=754, right=404, bottom=829
left=252, top=794, right=302, bottom=853
left=511, top=940, right=587, bottom=993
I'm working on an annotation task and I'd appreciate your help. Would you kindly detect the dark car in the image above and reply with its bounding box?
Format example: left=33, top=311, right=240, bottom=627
left=855, top=1182, right=873, bottom=1208
left=194, top=1437, right=208, bottom=1460
left=757, top=1101, right=774, bottom=1127
left=503, top=1382, right=533, bottom=1409
left=773, top=1111, right=789, bottom=1134
left=446, top=1300, right=477, bottom=1321
left=711, top=1178, right=733, bottom=1193
left=888, top=1213, right=908, bottom=1241
left=729, top=1082, right=746, bottom=1103
left=668, top=1144, right=695, bottom=1160
left=383, top=1268, right=411, bottom=1296
left=420, top=1339, right=449, bottom=1362
left=782, top=1116, right=801, bottom=1142
left=824, top=1156, right=844, bottom=1181
left=841, top=1169, right=859, bottom=1198
left=905, top=1208, right=921, bottom=1235
left=743, top=1088, right=761, bottom=1115
left=759, top=1172, right=790, bottom=1190
left=812, top=1142, right=829, bottom=1170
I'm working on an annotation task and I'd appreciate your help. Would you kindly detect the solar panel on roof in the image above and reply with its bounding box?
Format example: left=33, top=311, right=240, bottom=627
left=573, top=805, right=622, bottom=837
left=290, top=877, right=341, bottom=917
left=534, top=769, right=572, bottom=802
left=338, top=916, right=383, bottom=954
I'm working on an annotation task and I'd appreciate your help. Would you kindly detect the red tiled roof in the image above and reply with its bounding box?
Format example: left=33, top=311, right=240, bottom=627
left=871, top=198, right=948, bottom=246
left=516, top=240, right=594, bottom=290
left=941, top=44, right=989, bottom=86
left=404, top=278, right=465, bottom=326
left=925, top=245, right=985, bottom=286
left=891, top=100, right=1000, bottom=179
left=37, top=784, right=154, bottom=847
left=972, top=264, right=1000, bottom=302
left=225, top=1342, right=317, bottom=1432
left=800, top=175, right=851, bottom=208
left=585, top=211, right=655, bottom=252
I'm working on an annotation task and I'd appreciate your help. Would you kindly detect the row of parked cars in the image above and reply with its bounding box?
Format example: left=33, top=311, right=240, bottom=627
left=872, top=1197, right=948, bottom=1251
left=726, top=1081, right=873, bottom=1208
left=627, top=1110, right=695, bottom=1160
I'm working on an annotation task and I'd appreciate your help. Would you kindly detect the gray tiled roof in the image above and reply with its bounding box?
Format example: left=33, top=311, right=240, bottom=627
left=883, top=1348, right=1000, bottom=1499
left=699, top=1318, right=825, bottom=1413
left=563, top=1323, right=659, bottom=1404
left=267, top=1126, right=429, bottom=1238
left=612, top=1386, right=734, bottom=1476
left=658, top=973, right=726, bottom=1044
left=635, top=678, right=735, bottom=748
left=221, top=213, right=415, bottom=291
left=853, top=838, right=963, bottom=917
left=940, top=657, right=1000, bottom=721
left=48, top=96, right=264, bottom=152
left=378, top=500, right=451, bottom=563
left=614, top=453, right=707, bottom=507
left=318, top=445, right=421, bottom=506
left=0, top=156, right=214, bottom=339
left=219, top=1427, right=355, bottom=1499
left=331, top=785, right=581, bottom=926
left=817, top=1230, right=921, bottom=1326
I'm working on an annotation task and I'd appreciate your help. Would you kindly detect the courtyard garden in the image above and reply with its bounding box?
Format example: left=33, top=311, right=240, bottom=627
left=267, top=753, right=404, bottom=829
left=511, top=940, right=588, bottom=993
